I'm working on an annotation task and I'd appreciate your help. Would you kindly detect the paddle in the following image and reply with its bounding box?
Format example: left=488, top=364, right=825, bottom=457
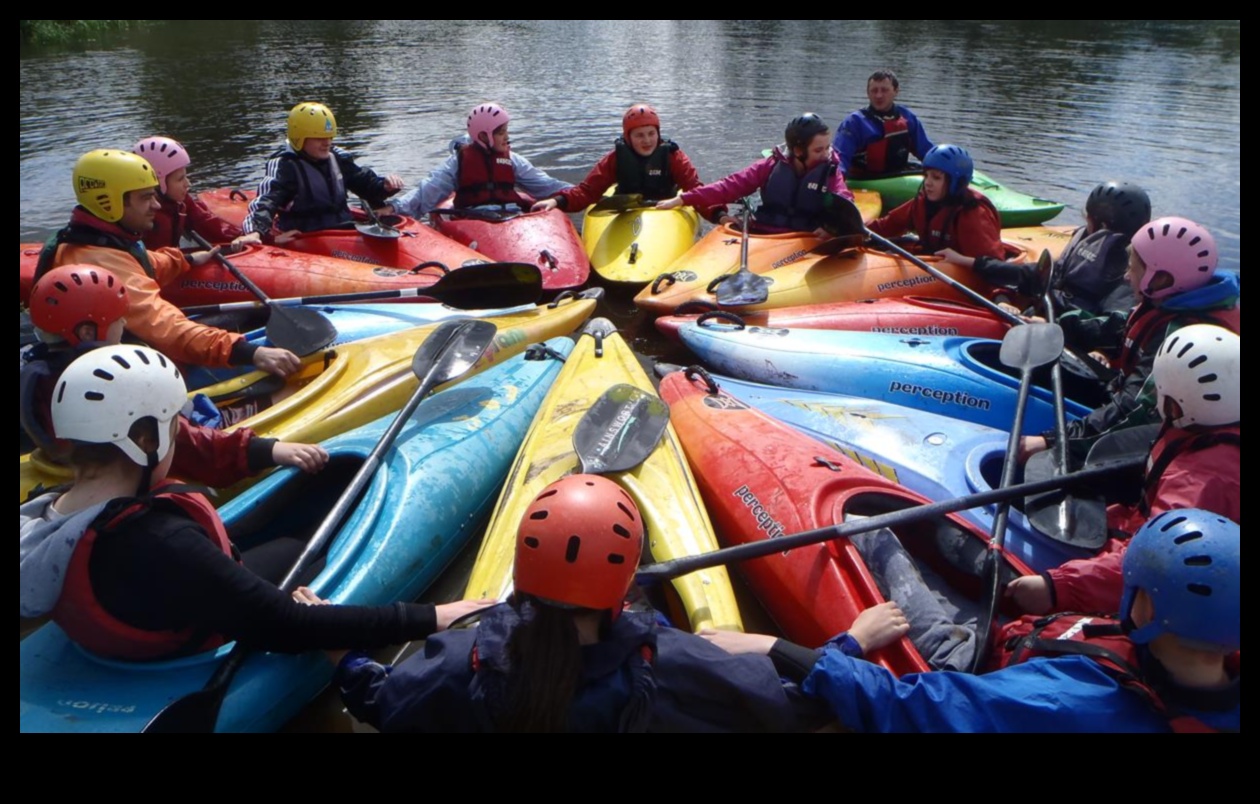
left=187, top=231, right=337, bottom=356
left=431, top=206, right=522, bottom=223
left=586, top=194, right=655, bottom=216
left=353, top=198, right=403, bottom=240
left=572, top=382, right=672, bottom=474
left=141, top=318, right=499, bottom=734
left=713, top=200, right=772, bottom=307
left=969, top=322, right=1065, bottom=672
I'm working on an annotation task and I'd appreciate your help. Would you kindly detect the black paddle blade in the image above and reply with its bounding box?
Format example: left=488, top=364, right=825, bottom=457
left=411, top=318, right=499, bottom=385
left=1022, top=450, right=1110, bottom=551
left=715, top=269, right=772, bottom=307
left=427, top=263, right=543, bottom=309
left=587, top=194, right=650, bottom=216
left=1035, top=248, right=1055, bottom=294
left=573, top=384, right=671, bottom=475
left=823, top=196, right=868, bottom=238
left=140, top=686, right=225, bottom=734
left=355, top=222, right=402, bottom=240
left=998, top=321, right=1064, bottom=370
left=265, top=304, right=338, bottom=356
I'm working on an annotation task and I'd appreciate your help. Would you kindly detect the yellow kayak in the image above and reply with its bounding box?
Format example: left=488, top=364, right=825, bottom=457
left=581, top=191, right=701, bottom=286
left=463, top=320, right=744, bottom=633
left=19, top=295, right=599, bottom=503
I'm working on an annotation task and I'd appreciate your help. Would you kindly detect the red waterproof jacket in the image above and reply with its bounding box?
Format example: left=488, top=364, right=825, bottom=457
left=867, top=188, right=1005, bottom=259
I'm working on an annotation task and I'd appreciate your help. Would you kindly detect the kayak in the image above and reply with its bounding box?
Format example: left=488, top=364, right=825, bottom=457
left=20, top=341, right=572, bottom=733
left=632, top=189, right=882, bottom=314
left=702, top=371, right=1099, bottom=572
left=655, top=296, right=1010, bottom=342
left=463, top=321, right=744, bottom=634
left=658, top=369, right=1033, bottom=675
left=431, top=202, right=590, bottom=292
left=848, top=169, right=1065, bottom=228
left=581, top=191, right=700, bottom=285
left=673, top=321, right=1093, bottom=434
left=19, top=294, right=599, bottom=502
left=196, top=187, right=252, bottom=229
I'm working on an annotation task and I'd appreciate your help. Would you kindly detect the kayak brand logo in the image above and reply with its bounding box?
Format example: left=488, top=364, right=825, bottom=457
left=748, top=326, right=790, bottom=337
left=179, top=279, right=247, bottom=293
left=772, top=249, right=811, bottom=269
left=371, top=266, right=417, bottom=277
left=870, top=325, right=960, bottom=336
left=702, top=395, right=748, bottom=412
left=732, top=485, right=787, bottom=540
left=888, top=382, right=992, bottom=412
left=631, top=217, right=643, bottom=237
left=876, top=275, right=937, bottom=294
left=671, top=271, right=698, bottom=282
left=57, top=699, right=137, bottom=715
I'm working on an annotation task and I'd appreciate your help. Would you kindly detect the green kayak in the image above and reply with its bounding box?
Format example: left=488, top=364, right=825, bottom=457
left=848, top=169, right=1065, bottom=227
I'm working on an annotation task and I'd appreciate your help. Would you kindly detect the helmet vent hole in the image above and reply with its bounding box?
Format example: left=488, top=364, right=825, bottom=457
left=565, top=536, right=581, bottom=564
left=61, top=279, right=75, bottom=290
left=1174, top=531, right=1203, bottom=545
left=523, top=537, right=540, bottom=549
left=607, top=554, right=626, bottom=565
left=135, top=350, right=152, bottom=366
left=1186, top=583, right=1212, bottom=597
left=84, top=392, right=105, bottom=402
left=617, top=502, right=635, bottom=520
left=1174, top=341, right=1191, bottom=358
left=536, top=489, right=558, bottom=501
left=613, top=524, right=632, bottom=539
left=92, top=369, right=115, bottom=382
left=1161, top=515, right=1189, bottom=532
left=585, top=481, right=596, bottom=487
left=56, top=383, right=66, bottom=404
left=1188, top=353, right=1206, bottom=366
left=529, top=511, right=549, bottom=521
left=1184, top=555, right=1212, bottom=567
left=1197, top=372, right=1217, bottom=384
left=111, top=355, right=131, bottom=370
left=1204, top=393, right=1222, bottom=402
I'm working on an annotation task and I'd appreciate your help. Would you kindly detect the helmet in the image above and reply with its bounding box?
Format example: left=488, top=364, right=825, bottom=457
left=287, top=102, right=338, bottom=151
left=28, top=265, right=129, bottom=347
left=51, top=345, right=187, bottom=468
left=1085, top=181, right=1151, bottom=238
left=784, top=113, right=829, bottom=154
left=1131, top=216, right=1218, bottom=301
left=467, top=103, right=510, bottom=151
left=923, top=144, right=975, bottom=196
left=623, top=104, right=661, bottom=140
left=133, top=136, right=191, bottom=196
left=1153, top=324, right=1240, bottom=429
left=515, top=474, right=644, bottom=613
left=72, top=150, right=160, bottom=223
left=1121, top=510, right=1240, bottom=653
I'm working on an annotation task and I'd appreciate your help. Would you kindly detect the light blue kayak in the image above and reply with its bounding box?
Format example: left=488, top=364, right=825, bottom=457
left=675, top=320, right=1092, bottom=435
left=19, top=338, right=572, bottom=733
left=707, top=372, right=1099, bottom=572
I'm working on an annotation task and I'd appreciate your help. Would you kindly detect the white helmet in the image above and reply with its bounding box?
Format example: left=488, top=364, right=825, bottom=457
left=1153, top=324, right=1240, bottom=428
left=51, top=345, right=187, bottom=467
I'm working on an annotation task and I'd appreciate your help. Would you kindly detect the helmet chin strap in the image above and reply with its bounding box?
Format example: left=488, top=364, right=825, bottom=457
left=137, top=450, right=159, bottom=497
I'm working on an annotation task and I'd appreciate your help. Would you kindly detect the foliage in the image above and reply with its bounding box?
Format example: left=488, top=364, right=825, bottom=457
left=20, top=20, right=149, bottom=44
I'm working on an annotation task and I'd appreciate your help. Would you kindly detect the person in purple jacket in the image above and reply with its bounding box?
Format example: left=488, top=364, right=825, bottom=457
left=834, top=68, right=935, bottom=178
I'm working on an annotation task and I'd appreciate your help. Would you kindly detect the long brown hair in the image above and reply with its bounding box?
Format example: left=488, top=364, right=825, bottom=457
left=496, top=596, right=588, bottom=733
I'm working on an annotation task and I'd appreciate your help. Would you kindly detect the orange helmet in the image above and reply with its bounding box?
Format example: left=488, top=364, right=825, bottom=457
left=515, top=475, right=644, bottom=613
left=623, top=104, right=661, bottom=140
left=28, top=265, right=129, bottom=346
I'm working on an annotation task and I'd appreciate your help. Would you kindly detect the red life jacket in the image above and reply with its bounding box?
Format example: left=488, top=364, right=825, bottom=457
left=996, top=613, right=1235, bottom=733
left=51, top=483, right=235, bottom=661
left=1118, top=303, right=1241, bottom=376
left=855, top=109, right=911, bottom=176
left=455, top=144, right=531, bottom=209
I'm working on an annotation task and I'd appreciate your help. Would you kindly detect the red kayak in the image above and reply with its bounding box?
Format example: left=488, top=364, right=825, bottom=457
left=659, top=368, right=1032, bottom=676
left=654, top=296, right=1011, bottom=342
left=431, top=203, right=590, bottom=292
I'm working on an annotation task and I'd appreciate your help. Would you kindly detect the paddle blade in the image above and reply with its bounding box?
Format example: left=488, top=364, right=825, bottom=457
left=1023, top=450, right=1110, bottom=551
left=1036, top=248, right=1055, bottom=295
left=141, top=686, right=226, bottom=734
left=588, top=194, right=649, bottom=216
left=265, top=304, right=338, bottom=356
left=411, top=318, right=499, bottom=386
left=823, top=196, right=868, bottom=237
left=998, top=321, right=1064, bottom=370
left=427, top=263, right=543, bottom=309
left=573, top=384, right=670, bottom=474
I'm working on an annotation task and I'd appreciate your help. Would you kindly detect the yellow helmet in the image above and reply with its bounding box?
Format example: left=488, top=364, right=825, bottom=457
left=287, top=102, right=338, bottom=150
left=72, top=150, right=160, bottom=223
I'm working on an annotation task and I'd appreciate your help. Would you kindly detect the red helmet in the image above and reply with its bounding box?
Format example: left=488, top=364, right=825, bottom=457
left=623, top=104, right=661, bottom=140
left=515, top=474, right=644, bottom=613
left=28, top=265, right=129, bottom=346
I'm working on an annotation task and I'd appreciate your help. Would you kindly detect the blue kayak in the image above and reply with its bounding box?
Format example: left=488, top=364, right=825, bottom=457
left=675, top=320, right=1092, bottom=435
left=708, top=372, right=1099, bottom=572
left=19, top=338, right=572, bottom=733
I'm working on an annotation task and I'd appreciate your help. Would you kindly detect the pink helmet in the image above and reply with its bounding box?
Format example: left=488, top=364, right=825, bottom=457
left=467, top=103, right=510, bottom=151
left=133, top=136, right=191, bottom=196
left=1131, top=216, right=1219, bottom=301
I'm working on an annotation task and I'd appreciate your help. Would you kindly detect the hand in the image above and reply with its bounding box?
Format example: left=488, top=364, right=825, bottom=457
left=718, top=214, right=739, bottom=226
left=848, top=601, right=911, bottom=655
left=812, top=227, right=832, bottom=239
left=292, top=586, right=329, bottom=606
left=1088, top=350, right=1110, bottom=367
left=936, top=248, right=975, bottom=269
left=1005, top=576, right=1053, bottom=615
left=274, top=229, right=302, bottom=246
left=384, top=175, right=406, bottom=193
left=699, top=629, right=777, bottom=656
left=253, top=346, right=301, bottom=377
left=232, top=232, right=262, bottom=248
left=272, top=442, right=330, bottom=474
left=1018, top=436, right=1049, bottom=464
left=996, top=301, right=1023, bottom=317
left=656, top=197, right=684, bottom=211
left=435, top=599, right=496, bottom=631
left=531, top=198, right=559, bottom=213
left=187, top=247, right=222, bottom=267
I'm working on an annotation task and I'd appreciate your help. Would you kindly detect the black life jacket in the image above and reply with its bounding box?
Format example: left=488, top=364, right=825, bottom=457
left=455, top=144, right=531, bottom=209
left=613, top=138, right=679, bottom=201
left=1055, top=228, right=1135, bottom=315
left=756, top=157, right=834, bottom=233
left=853, top=107, right=911, bottom=176
left=277, top=150, right=349, bottom=232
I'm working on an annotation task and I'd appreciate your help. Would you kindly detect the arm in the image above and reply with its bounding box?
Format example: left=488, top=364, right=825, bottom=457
left=902, top=107, right=934, bottom=160
left=511, top=153, right=572, bottom=200
left=866, top=198, right=917, bottom=239
left=1045, top=541, right=1128, bottom=614
left=388, top=154, right=459, bottom=218
left=953, top=202, right=1006, bottom=260
left=186, top=194, right=243, bottom=243
left=551, top=152, right=618, bottom=212
left=669, top=149, right=727, bottom=223
left=337, top=148, right=402, bottom=208
left=825, top=150, right=856, bottom=201
left=833, top=111, right=868, bottom=176
left=170, top=417, right=275, bottom=489
left=1061, top=349, right=1158, bottom=452
left=243, top=154, right=296, bottom=237
left=679, top=158, right=775, bottom=210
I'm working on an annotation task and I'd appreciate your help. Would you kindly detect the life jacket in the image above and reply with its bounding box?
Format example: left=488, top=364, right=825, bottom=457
left=852, top=107, right=912, bottom=176
left=455, top=144, right=531, bottom=209
left=997, top=613, right=1237, bottom=733
left=149, top=195, right=187, bottom=250
left=756, top=156, right=835, bottom=233
left=277, top=150, right=349, bottom=232
left=1139, top=425, right=1240, bottom=518
left=911, top=190, right=1004, bottom=255
left=32, top=212, right=157, bottom=284
left=50, top=484, right=235, bottom=661
left=19, top=345, right=82, bottom=458
left=1055, top=228, right=1133, bottom=315
left=1118, top=303, right=1241, bottom=377
left=613, top=138, right=679, bottom=201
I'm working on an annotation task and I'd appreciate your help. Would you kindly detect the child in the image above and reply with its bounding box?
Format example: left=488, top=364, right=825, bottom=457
left=332, top=474, right=827, bottom=732
left=835, top=69, right=935, bottom=179
left=531, top=104, right=723, bottom=222
left=866, top=143, right=1005, bottom=259
left=242, top=102, right=405, bottom=243
left=656, top=113, right=855, bottom=236
left=386, top=103, right=571, bottom=218
left=19, top=345, right=487, bottom=659
left=944, top=181, right=1151, bottom=316
left=132, top=136, right=248, bottom=250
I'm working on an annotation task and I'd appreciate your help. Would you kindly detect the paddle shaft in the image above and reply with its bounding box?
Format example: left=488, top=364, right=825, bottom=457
left=188, top=231, right=277, bottom=304
left=183, top=287, right=447, bottom=315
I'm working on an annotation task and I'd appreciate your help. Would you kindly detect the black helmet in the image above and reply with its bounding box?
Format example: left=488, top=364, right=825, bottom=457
left=1085, top=181, right=1152, bottom=238
left=785, top=113, right=829, bottom=153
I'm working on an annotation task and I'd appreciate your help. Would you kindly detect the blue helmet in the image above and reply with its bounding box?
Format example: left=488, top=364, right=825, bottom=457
left=923, top=144, right=974, bottom=197
left=1121, top=510, right=1240, bottom=653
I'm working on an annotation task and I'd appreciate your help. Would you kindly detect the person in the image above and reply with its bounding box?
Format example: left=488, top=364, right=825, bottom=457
left=866, top=143, right=1006, bottom=259
left=834, top=69, right=934, bottom=179
left=1006, top=323, right=1239, bottom=617
left=385, top=103, right=571, bottom=219
left=33, top=149, right=299, bottom=378
left=656, top=113, right=855, bottom=237
left=707, top=509, right=1239, bottom=732
left=332, top=474, right=829, bottom=732
left=241, top=102, right=405, bottom=242
left=132, top=136, right=249, bottom=250
left=944, top=181, right=1151, bottom=317
left=1020, top=216, right=1240, bottom=463
left=21, top=264, right=329, bottom=484
left=19, top=345, right=488, bottom=659
left=531, top=104, right=723, bottom=222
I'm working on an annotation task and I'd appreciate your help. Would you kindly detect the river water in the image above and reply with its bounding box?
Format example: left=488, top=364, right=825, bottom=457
left=18, top=19, right=1240, bottom=731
